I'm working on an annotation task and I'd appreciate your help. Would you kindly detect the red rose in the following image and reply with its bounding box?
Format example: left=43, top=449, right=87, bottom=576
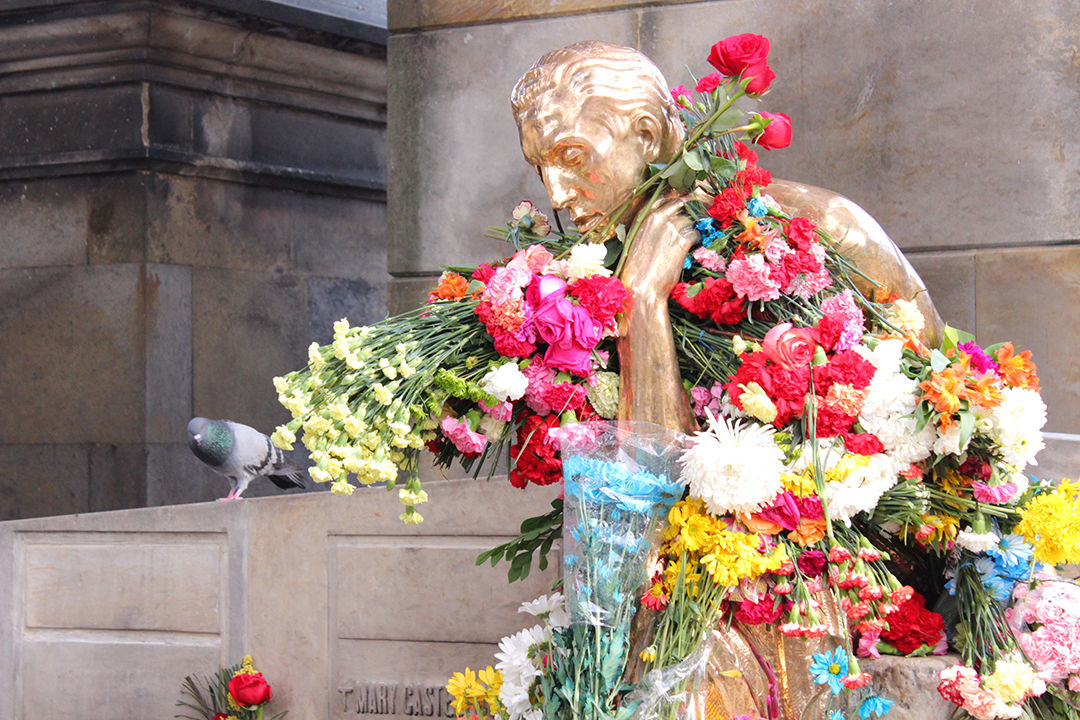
left=743, top=62, right=776, bottom=95
left=228, top=672, right=272, bottom=707
left=763, top=322, right=818, bottom=370
left=754, top=112, right=792, bottom=150
left=708, top=33, right=771, bottom=78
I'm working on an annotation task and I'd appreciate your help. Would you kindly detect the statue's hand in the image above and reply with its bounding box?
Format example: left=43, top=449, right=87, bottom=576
left=618, top=196, right=698, bottom=305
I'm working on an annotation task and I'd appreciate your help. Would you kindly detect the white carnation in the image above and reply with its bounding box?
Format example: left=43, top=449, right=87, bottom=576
left=482, top=362, right=529, bottom=401
left=987, top=387, right=1047, bottom=470
left=933, top=423, right=971, bottom=457
left=680, top=412, right=784, bottom=516
left=566, top=242, right=611, bottom=281
left=825, top=453, right=899, bottom=524
left=956, top=528, right=1001, bottom=554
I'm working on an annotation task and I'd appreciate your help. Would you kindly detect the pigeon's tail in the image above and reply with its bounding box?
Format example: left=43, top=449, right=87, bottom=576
left=267, top=470, right=306, bottom=490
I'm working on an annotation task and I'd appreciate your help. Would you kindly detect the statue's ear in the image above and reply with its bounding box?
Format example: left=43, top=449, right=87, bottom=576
left=634, top=114, right=663, bottom=163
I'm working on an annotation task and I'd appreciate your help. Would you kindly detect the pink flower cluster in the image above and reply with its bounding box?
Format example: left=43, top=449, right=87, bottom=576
left=1007, top=581, right=1080, bottom=688
left=724, top=217, right=832, bottom=302
left=473, top=245, right=627, bottom=377
left=937, top=663, right=1044, bottom=720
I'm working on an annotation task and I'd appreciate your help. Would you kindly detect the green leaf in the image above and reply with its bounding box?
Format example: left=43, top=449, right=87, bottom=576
left=659, top=157, right=687, bottom=179
left=709, top=155, right=738, bottom=180
left=958, top=408, right=976, bottom=451
left=708, top=106, right=745, bottom=134
left=930, top=349, right=950, bottom=373
left=683, top=148, right=706, bottom=172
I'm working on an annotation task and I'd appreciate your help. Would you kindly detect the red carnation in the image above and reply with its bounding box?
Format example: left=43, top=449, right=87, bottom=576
left=472, top=263, right=496, bottom=284
left=785, top=217, right=818, bottom=251
left=796, top=549, right=827, bottom=577
left=509, top=414, right=563, bottom=488
left=568, top=275, right=628, bottom=329
left=736, top=165, right=772, bottom=192
left=707, top=186, right=747, bottom=228
left=735, top=140, right=758, bottom=166
left=814, top=403, right=858, bottom=438
left=880, top=590, right=945, bottom=654
left=795, top=494, right=824, bottom=520
left=844, top=432, right=885, bottom=456
left=541, top=381, right=586, bottom=413
left=735, top=597, right=782, bottom=625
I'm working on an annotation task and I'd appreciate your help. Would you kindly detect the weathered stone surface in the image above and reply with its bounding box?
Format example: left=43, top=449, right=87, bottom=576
left=388, top=0, right=707, bottom=31
left=906, top=251, right=975, bottom=334
left=191, top=266, right=309, bottom=432
left=864, top=654, right=958, bottom=720
left=1040, top=433, right=1080, bottom=481
left=387, top=12, right=637, bottom=275
left=309, top=275, right=388, bottom=343
left=0, top=264, right=145, bottom=444
left=144, top=262, right=193, bottom=443
left=0, top=444, right=89, bottom=521
left=89, top=443, right=147, bottom=512
left=145, top=442, right=226, bottom=506
left=293, top=197, right=389, bottom=283
left=975, top=245, right=1080, bottom=433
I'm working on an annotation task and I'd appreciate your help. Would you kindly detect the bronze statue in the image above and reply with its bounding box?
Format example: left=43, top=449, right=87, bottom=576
left=511, top=40, right=941, bottom=720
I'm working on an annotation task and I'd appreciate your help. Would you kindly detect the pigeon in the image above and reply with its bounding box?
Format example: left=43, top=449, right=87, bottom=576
left=186, top=417, right=306, bottom=500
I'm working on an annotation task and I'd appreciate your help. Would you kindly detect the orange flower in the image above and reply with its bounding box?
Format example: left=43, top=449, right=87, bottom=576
left=735, top=214, right=773, bottom=251
left=788, top=517, right=827, bottom=546
left=996, top=343, right=1039, bottom=390
left=920, top=364, right=967, bottom=416
left=428, top=271, right=471, bottom=302
left=965, top=370, right=1004, bottom=409
left=738, top=511, right=784, bottom=536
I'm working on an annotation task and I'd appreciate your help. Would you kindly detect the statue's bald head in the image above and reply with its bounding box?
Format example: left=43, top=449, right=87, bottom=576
left=511, top=41, right=685, bottom=163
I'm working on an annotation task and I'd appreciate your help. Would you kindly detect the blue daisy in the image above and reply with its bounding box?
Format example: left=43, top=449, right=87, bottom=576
left=859, top=694, right=894, bottom=719
left=809, top=646, right=848, bottom=695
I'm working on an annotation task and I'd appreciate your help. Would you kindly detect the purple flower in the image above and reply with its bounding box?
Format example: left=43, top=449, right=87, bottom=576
left=959, top=341, right=998, bottom=375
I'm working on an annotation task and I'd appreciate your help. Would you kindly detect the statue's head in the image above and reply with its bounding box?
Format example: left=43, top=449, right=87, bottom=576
left=511, top=41, right=685, bottom=234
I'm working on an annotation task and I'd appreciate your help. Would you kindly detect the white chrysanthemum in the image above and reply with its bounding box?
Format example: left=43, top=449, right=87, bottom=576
left=987, top=387, right=1047, bottom=470
left=519, top=592, right=569, bottom=628
left=565, top=242, right=611, bottom=281
left=933, top=423, right=971, bottom=457
left=956, top=528, right=1001, bottom=554
left=496, top=625, right=549, bottom=719
left=482, top=362, right=529, bottom=401
left=825, top=453, right=899, bottom=524
left=680, top=412, right=784, bottom=516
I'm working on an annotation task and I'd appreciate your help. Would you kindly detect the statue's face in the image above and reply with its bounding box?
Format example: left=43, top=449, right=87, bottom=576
left=519, top=98, right=649, bottom=235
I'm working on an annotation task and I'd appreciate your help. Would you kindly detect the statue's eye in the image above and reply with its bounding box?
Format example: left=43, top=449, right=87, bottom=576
left=559, top=146, right=584, bottom=167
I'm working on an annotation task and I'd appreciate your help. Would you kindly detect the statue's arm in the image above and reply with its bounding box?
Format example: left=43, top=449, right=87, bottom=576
left=615, top=198, right=698, bottom=433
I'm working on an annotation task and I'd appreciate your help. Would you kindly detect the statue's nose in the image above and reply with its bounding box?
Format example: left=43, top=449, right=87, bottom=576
left=541, top=166, right=576, bottom=209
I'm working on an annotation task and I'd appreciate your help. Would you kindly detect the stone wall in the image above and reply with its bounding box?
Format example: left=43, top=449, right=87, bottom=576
left=0, top=0, right=389, bottom=519
left=386, top=0, right=1080, bottom=475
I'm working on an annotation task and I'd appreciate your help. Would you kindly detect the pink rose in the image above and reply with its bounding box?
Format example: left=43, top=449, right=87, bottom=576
left=533, top=294, right=602, bottom=377
left=754, top=112, right=792, bottom=150
left=762, top=322, right=818, bottom=370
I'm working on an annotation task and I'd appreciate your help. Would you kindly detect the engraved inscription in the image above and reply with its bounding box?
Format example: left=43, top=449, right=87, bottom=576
left=337, top=683, right=455, bottom=717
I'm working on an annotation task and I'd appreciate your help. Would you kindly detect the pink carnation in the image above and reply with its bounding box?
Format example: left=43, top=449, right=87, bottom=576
left=440, top=416, right=487, bottom=456
left=726, top=253, right=781, bottom=301
left=482, top=266, right=531, bottom=307
left=523, top=356, right=557, bottom=415
left=972, top=481, right=1019, bottom=504
left=506, top=244, right=559, bottom=276
left=691, top=246, right=727, bottom=272
left=818, top=289, right=866, bottom=351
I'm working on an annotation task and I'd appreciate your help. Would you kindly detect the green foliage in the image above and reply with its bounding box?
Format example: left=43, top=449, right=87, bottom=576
left=475, top=499, right=563, bottom=583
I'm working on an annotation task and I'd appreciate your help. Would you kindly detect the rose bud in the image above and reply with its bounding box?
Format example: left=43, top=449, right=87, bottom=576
left=752, top=112, right=792, bottom=150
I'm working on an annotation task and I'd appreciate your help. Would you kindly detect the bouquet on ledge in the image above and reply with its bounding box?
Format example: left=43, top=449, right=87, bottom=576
left=273, top=31, right=1080, bottom=720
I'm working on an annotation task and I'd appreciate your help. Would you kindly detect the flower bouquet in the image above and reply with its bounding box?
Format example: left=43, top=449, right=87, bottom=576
left=273, top=30, right=1080, bottom=720
left=176, top=655, right=286, bottom=720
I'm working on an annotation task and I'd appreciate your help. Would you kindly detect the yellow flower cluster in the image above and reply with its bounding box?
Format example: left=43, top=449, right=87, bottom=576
left=661, top=499, right=784, bottom=593
left=1015, top=479, right=1080, bottom=565
left=781, top=453, right=870, bottom=498
left=445, top=666, right=503, bottom=718
left=271, top=320, right=433, bottom=518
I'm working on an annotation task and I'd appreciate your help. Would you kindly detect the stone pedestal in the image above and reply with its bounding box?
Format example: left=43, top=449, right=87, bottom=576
left=0, top=0, right=388, bottom=519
